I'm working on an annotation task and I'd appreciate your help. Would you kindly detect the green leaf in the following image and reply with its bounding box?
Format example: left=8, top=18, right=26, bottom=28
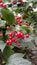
left=0, top=41, right=6, bottom=52
left=1, top=8, right=15, bottom=25
left=20, top=26, right=30, bottom=34
left=0, top=19, right=6, bottom=27
left=6, top=53, right=32, bottom=65
left=3, top=45, right=14, bottom=61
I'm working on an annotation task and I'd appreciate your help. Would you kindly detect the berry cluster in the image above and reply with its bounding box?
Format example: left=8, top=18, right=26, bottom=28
left=25, top=34, right=29, bottom=38
left=15, top=16, right=30, bottom=26
left=15, top=16, right=23, bottom=24
left=6, top=31, right=29, bottom=47
left=0, top=0, right=30, bottom=48
left=6, top=31, right=17, bottom=45
left=6, top=31, right=21, bottom=47
left=15, top=32, right=24, bottom=39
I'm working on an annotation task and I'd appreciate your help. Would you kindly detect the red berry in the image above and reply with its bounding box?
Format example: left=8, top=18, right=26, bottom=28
left=12, top=1, right=16, bottom=5
left=0, top=3, right=3, bottom=7
left=20, top=33, right=24, bottom=39
left=14, top=39, right=18, bottom=43
left=21, top=35, right=24, bottom=39
left=9, top=32, right=12, bottom=37
left=19, top=19, right=23, bottom=23
left=17, top=19, right=20, bottom=23
left=16, top=43, right=21, bottom=48
left=9, top=31, right=15, bottom=38
left=20, top=32, right=23, bottom=35
left=0, top=0, right=2, bottom=3
left=19, top=32, right=23, bottom=38
left=15, top=32, right=17, bottom=35
left=12, top=38, right=15, bottom=42
left=0, top=33, right=3, bottom=37
left=15, top=32, right=21, bottom=38
left=3, top=4, right=7, bottom=8
left=9, top=36, right=12, bottom=39
left=6, top=40, right=12, bottom=45
left=25, top=34, right=29, bottom=38
left=6, top=26, right=10, bottom=29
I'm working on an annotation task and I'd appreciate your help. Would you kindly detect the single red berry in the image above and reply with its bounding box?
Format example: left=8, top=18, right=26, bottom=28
left=6, top=40, right=9, bottom=44
left=20, top=32, right=23, bottom=35
left=9, top=31, right=15, bottom=38
left=14, top=39, right=18, bottom=43
left=16, top=43, right=21, bottom=48
left=0, top=0, right=2, bottom=3
left=3, top=4, right=7, bottom=8
left=25, top=34, right=29, bottom=38
left=15, top=32, right=21, bottom=38
left=21, top=35, right=24, bottom=39
left=19, top=19, right=23, bottom=23
left=21, top=33, right=24, bottom=39
left=0, top=33, right=3, bottom=37
left=9, top=32, right=12, bottom=37
left=19, top=32, right=23, bottom=38
left=9, top=40, right=12, bottom=45
left=0, top=3, right=3, bottom=7
left=9, top=36, right=12, bottom=39
left=12, top=38, right=15, bottom=42
left=12, top=1, right=16, bottom=5
left=15, top=32, right=17, bottom=35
